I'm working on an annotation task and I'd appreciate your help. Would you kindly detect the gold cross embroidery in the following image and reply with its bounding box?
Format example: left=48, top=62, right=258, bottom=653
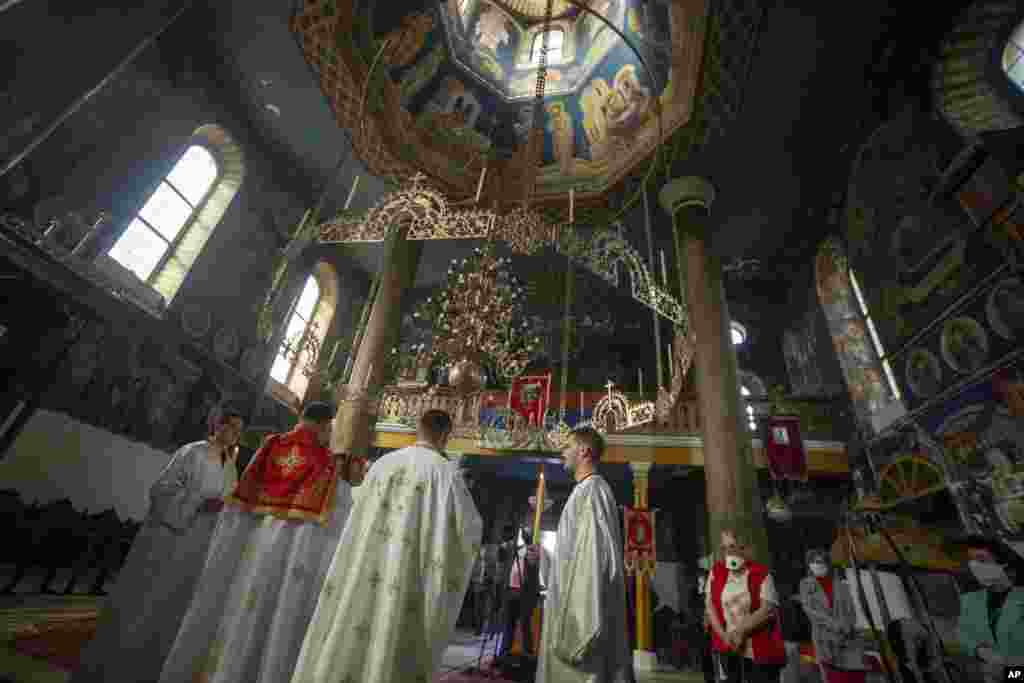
left=369, top=571, right=383, bottom=589
left=273, top=448, right=306, bottom=475
left=322, top=582, right=335, bottom=599
left=388, top=578, right=402, bottom=595
left=354, top=622, right=371, bottom=640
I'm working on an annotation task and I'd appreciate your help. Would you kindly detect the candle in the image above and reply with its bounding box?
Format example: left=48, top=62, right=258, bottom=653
left=667, top=342, right=674, bottom=380
left=475, top=166, right=488, bottom=203
left=660, top=250, right=668, bottom=287
left=580, top=390, right=584, bottom=415
left=344, top=175, right=361, bottom=211
left=569, top=188, right=575, bottom=224
left=364, top=362, right=374, bottom=389
left=639, top=367, right=644, bottom=396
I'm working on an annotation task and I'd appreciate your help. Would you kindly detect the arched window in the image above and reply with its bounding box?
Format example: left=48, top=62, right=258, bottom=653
left=531, top=28, right=565, bottom=66
left=1002, top=19, right=1024, bottom=92
left=741, top=385, right=757, bottom=432
left=269, top=262, right=339, bottom=403
left=106, top=125, right=244, bottom=305
left=730, top=321, right=747, bottom=346
left=816, top=237, right=904, bottom=432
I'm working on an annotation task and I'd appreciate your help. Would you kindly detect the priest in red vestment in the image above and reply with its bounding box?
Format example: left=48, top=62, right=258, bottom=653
left=159, top=402, right=353, bottom=683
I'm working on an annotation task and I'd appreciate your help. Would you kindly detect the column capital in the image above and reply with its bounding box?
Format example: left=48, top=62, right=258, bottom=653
left=658, top=176, right=716, bottom=217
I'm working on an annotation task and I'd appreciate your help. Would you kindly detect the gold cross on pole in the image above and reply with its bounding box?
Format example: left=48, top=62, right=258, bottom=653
left=605, top=379, right=615, bottom=402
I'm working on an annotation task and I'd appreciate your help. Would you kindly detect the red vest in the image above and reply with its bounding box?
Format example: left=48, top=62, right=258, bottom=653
left=709, top=560, right=786, bottom=664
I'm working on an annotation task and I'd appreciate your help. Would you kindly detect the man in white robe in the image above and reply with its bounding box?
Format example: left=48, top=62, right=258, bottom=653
left=536, top=426, right=634, bottom=683
left=158, top=401, right=353, bottom=683
left=290, top=409, right=483, bottom=683
left=72, top=402, right=244, bottom=683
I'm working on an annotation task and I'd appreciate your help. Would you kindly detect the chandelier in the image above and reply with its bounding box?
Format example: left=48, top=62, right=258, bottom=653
left=414, top=243, right=542, bottom=380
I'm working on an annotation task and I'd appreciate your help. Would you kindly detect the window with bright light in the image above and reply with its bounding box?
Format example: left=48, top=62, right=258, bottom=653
left=849, top=269, right=902, bottom=401
left=1002, top=20, right=1024, bottom=92
left=271, top=275, right=322, bottom=392
left=741, top=385, right=757, bottom=432
left=108, top=145, right=218, bottom=283
left=731, top=321, right=747, bottom=346
left=531, top=29, right=565, bottom=66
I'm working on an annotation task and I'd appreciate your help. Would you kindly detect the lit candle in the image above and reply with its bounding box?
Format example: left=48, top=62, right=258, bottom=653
left=475, top=165, right=488, bottom=203
left=344, top=175, right=361, bottom=211
left=660, top=250, right=668, bottom=287
left=569, top=188, right=575, bottom=224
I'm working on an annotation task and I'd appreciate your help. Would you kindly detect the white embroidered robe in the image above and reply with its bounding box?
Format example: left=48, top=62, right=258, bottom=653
left=289, top=445, right=483, bottom=683
left=536, top=474, right=634, bottom=683
left=71, top=441, right=236, bottom=683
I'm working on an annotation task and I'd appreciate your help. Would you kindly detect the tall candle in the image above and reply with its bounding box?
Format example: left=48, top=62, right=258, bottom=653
left=639, top=367, right=644, bottom=396
left=660, top=250, right=668, bottom=287
left=667, top=342, right=674, bottom=380
left=475, top=166, right=488, bottom=203
left=580, top=390, right=584, bottom=415
left=344, top=175, right=361, bottom=211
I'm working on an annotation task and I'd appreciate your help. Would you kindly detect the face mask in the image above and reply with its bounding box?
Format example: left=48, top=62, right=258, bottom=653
left=810, top=562, right=829, bottom=577
left=725, top=555, right=745, bottom=571
left=969, top=560, right=1010, bottom=589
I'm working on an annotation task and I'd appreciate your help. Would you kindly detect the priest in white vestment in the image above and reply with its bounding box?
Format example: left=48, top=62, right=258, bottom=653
left=536, top=426, right=634, bottom=683
left=158, top=401, right=353, bottom=683
left=72, top=403, right=244, bottom=683
left=290, top=409, right=483, bottom=683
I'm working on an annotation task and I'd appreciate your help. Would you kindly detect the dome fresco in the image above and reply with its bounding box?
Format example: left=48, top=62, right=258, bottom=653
left=320, top=0, right=706, bottom=196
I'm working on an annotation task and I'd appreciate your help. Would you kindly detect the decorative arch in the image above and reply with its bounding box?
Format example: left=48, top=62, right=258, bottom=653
left=932, top=1, right=1024, bottom=137
left=149, top=124, right=244, bottom=305
left=815, top=236, right=893, bottom=432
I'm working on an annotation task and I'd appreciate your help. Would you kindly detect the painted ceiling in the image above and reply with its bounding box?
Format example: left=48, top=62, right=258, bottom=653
left=299, top=0, right=705, bottom=198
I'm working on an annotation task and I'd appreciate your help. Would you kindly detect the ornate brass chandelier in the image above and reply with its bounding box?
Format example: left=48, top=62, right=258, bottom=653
left=414, top=243, right=542, bottom=381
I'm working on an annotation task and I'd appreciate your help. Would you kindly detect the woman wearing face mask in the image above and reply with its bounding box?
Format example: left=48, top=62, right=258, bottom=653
left=799, top=549, right=866, bottom=683
left=705, top=529, right=787, bottom=683
left=958, top=536, right=1024, bottom=681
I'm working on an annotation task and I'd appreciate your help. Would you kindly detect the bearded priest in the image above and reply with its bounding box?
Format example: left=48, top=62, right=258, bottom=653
left=536, top=427, right=634, bottom=683
left=290, top=409, right=483, bottom=683
left=158, top=402, right=353, bottom=683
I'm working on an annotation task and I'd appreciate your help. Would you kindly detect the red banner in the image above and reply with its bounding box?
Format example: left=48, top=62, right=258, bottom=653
left=623, top=506, right=656, bottom=575
left=509, top=373, right=551, bottom=426
left=765, top=415, right=807, bottom=481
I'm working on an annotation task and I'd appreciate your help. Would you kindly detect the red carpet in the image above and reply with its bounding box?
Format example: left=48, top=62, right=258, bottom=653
left=12, top=618, right=97, bottom=671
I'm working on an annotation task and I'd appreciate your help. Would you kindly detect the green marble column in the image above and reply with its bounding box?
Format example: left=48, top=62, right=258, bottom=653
left=659, top=177, right=769, bottom=564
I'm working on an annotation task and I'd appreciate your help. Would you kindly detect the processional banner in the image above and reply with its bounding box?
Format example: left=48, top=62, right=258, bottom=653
left=509, top=373, right=551, bottom=427
left=623, top=506, right=656, bottom=575
left=765, top=415, right=807, bottom=481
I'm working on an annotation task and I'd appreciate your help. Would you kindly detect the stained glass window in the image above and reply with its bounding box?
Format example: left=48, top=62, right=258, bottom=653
left=271, top=275, right=322, bottom=387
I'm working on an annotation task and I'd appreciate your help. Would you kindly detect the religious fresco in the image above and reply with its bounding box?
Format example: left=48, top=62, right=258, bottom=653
left=922, top=363, right=1024, bottom=538
left=782, top=308, right=825, bottom=397
left=815, top=237, right=892, bottom=430
left=349, top=0, right=703, bottom=194
left=843, top=110, right=1018, bottom=349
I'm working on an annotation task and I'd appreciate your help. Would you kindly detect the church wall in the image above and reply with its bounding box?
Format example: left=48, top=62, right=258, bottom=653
left=835, top=104, right=1024, bottom=537
left=0, top=410, right=172, bottom=521
left=1, top=7, right=372, bottom=513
